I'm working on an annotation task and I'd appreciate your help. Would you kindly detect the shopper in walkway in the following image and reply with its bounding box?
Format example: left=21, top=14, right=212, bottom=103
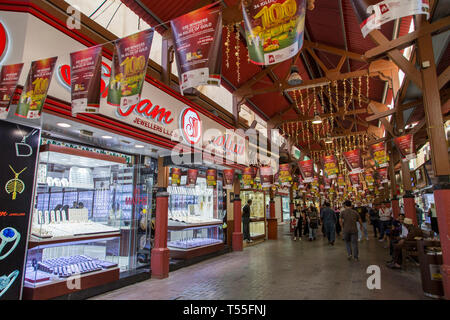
left=307, top=205, right=319, bottom=241
left=387, top=217, right=423, bottom=269
left=340, top=200, right=363, bottom=261
left=292, top=205, right=303, bottom=241
left=415, top=204, right=423, bottom=227
left=378, top=202, right=392, bottom=242
left=368, top=205, right=380, bottom=238
left=302, top=205, right=310, bottom=237
left=320, top=202, right=337, bottom=245
left=356, top=204, right=369, bottom=241
left=335, top=206, right=342, bottom=238
left=242, top=199, right=253, bottom=243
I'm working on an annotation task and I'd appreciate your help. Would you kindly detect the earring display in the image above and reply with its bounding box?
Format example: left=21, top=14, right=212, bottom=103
left=0, top=270, right=19, bottom=298
left=0, top=227, right=21, bottom=260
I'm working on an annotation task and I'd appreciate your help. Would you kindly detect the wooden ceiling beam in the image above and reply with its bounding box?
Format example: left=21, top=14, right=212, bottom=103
left=365, top=107, right=396, bottom=121
left=365, top=16, right=450, bottom=59
left=278, top=108, right=368, bottom=125
left=438, top=65, right=450, bottom=90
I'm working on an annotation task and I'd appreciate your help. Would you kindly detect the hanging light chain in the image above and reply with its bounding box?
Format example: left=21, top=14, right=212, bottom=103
left=235, top=22, right=241, bottom=83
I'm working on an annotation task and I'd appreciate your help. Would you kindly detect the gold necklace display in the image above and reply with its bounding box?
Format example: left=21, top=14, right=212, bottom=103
left=5, top=165, right=27, bottom=200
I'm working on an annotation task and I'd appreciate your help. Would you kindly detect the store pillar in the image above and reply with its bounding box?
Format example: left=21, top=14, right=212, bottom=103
left=435, top=181, right=450, bottom=300
left=232, top=177, right=243, bottom=251
left=151, top=188, right=170, bottom=279
left=391, top=198, right=400, bottom=219
left=403, top=194, right=417, bottom=225
left=151, top=157, right=170, bottom=279
left=267, top=188, right=277, bottom=240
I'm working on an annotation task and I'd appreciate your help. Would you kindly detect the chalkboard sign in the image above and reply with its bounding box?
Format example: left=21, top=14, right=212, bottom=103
left=0, top=119, right=40, bottom=300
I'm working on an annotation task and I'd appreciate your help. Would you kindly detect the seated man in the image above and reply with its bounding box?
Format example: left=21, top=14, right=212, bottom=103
left=387, top=214, right=405, bottom=258
left=387, top=217, right=423, bottom=269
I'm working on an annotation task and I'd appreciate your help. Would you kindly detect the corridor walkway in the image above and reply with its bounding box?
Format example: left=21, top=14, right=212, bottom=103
left=92, top=225, right=427, bottom=300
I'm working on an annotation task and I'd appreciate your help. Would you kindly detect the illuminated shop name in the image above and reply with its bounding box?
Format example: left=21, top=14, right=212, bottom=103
left=210, top=133, right=245, bottom=155
left=57, top=63, right=174, bottom=125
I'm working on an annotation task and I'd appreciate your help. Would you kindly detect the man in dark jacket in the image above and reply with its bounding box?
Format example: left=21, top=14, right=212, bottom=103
left=320, top=202, right=337, bottom=245
left=242, top=199, right=252, bottom=243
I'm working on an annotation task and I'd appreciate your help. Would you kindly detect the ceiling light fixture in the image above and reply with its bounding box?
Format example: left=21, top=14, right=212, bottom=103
left=135, top=144, right=144, bottom=148
left=102, top=135, right=113, bottom=139
left=287, top=65, right=303, bottom=86
left=311, top=113, right=323, bottom=124
left=57, top=122, right=71, bottom=128
left=325, top=137, right=333, bottom=144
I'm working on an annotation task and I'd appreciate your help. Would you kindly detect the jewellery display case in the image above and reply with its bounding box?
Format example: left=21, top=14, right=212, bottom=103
left=23, top=236, right=120, bottom=300
left=24, top=142, right=136, bottom=299
left=241, top=190, right=266, bottom=240
left=167, top=170, right=225, bottom=260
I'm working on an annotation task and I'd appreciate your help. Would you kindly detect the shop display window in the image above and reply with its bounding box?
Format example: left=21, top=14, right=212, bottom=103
left=241, top=191, right=266, bottom=238
left=282, top=196, right=290, bottom=221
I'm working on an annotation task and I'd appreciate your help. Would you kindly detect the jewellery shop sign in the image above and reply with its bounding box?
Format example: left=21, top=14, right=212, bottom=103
left=0, top=119, right=40, bottom=300
left=0, top=11, right=248, bottom=165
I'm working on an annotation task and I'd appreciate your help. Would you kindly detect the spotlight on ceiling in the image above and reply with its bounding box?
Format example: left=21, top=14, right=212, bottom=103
left=311, top=113, right=323, bottom=124
left=325, top=137, right=333, bottom=144
left=287, top=65, right=303, bottom=86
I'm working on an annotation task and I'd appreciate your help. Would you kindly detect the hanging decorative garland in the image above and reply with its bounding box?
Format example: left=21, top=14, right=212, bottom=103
left=235, top=22, right=241, bottom=83
left=225, top=24, right=231, bottom=69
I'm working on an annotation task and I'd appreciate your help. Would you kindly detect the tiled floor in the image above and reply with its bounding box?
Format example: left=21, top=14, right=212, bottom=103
left=91, top=225, right=428, bottom=300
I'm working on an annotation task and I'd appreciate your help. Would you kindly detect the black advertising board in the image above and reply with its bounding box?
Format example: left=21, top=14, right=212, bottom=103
left=0, top=119, right=40, bottom=300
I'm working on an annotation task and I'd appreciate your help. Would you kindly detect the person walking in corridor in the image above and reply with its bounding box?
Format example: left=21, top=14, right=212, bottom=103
left=368, top=205, right=380, bottom=239
left=356, top=204, right=369, bottom=241
left=378, top=202, right=392, bottom=243
left=307, top=205, right=319, bottom=241
left=320, top=202, right=337, bottom=245
left=242, top=199, right=253, bottom=243
left=340, top=200, right=363, bottom=261
left=292, top=204, right=303, bottom=241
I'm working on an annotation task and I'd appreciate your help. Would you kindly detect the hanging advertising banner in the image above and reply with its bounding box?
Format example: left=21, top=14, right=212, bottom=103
left=16, top=57, right=57, bottom=119
left=298, top=175, right=305, bottom=189
left=170, top=2, right=222, bottom=93
left=377, top=167, right=389, bottom=183
left=223, top=169, right=235, bottom=189
left=0, top=64, right=24, bottom=120
left=337, top=174, right=346, bottom=188
left=311, top=176, right=319, bottom=190
left=343, top=149, right=363, bottom=174
left=370, top=141, right=389, bottom=168
left=242, top=0, right=307, bottom=66
left=324, top=176, right=332, bottom=189
left=298, top=159, right=314, bottom=183
left=171, top=168, right=182, bottom=186
left=364, top=172, right=375, bottom=186
left=260, top=166, right=274, bottom=188
left=394, top=134, right=416, bottom=161
left=349, top=173, right=360, bottom=187
left=279, top=163, right=291, bottom=186
left=107, top=29, right=154, bottom=109
left=206, top=169, right=217, bottom=187
left=242, top=167, right=255, bottom=189
left=322, top=155, right=339, bottom=179
left=0, top=120, right=40, bottom=300
left=187, top=169, right=198, bottom=187
left=350, top=0, right=430, bottom=38
left=70, top=46, right=103, bottom=115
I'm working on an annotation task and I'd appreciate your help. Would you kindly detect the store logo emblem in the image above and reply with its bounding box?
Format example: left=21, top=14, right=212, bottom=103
left=268, top=55, right=275, bottom=64
left=379, top=4, right=389, bottom=14
left=180, top=107, right=201, bottom=145
left=0, top=22, right=9, bottom=63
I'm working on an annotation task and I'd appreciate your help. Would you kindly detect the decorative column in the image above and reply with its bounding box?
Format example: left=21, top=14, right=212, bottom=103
left=416, top=16, right=450, bottom=299
left=401, top=160, right=417, bottom=225
left=267, top=187, right=278, bottom=239
left=289, top=186, right=294, bottom=232
left=232, top=175, right=243, bottom=251
left=150, top=158, right=170, bottom=279
left=391, top=198, right=400, bottom=219
left=388, top=143, right=400, bottom=219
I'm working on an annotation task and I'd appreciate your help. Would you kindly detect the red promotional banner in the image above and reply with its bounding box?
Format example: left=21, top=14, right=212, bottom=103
left=260, top=166, right=274, bottom=188
left=70, top=46, right=103, bottom=115
left=279, top=163, right=291, bottom=186
left=243, top=0, right=307, bottom=65
left=322, top=155, right=339, bottom=179
left=0, top=63, right=23, bottom=119
left=170, top=3, right=222, bottom=93
left=350, top=0, right=429, bottom=38
left=394, top=134, right=415, bottom=160
left=370, top=141, right=389, bottom=168
left=223, top=169, right=235, bottom=189
left=349, top=173, right=360, bottom=187
left=343, top=149, right=363, bottom=173
left=171, top=167, right=181, bottom=186
left=337, top=174, right=346, bottom=188
left=107, top=29, right=154, bottom=109
left=377, top=167, right=389, bottom=183
left=242, top=167, right=255, bottom=189
left=364, top=172, right=375, bottom=186
left=16, top=57, right=57, bottom=119
left=312, top=176, right=319, bottom=189
left=187, top=169, right=198, bottom=187
left=324, top=176, right=332, bottom=189
left=298, top=159, right=314, bottom=183
left=206, top=169, right=217, bottom=187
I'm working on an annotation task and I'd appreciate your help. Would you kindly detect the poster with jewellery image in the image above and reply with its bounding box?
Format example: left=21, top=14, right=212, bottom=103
left=0, top=119, right=40, bottom=299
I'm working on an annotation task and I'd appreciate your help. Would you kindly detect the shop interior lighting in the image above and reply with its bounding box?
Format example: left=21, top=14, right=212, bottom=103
left=57, top=123, right=71, bottom=128
left=287, top=65, right=303, bottom=86
left=311, top=113, right=323, bottom=124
